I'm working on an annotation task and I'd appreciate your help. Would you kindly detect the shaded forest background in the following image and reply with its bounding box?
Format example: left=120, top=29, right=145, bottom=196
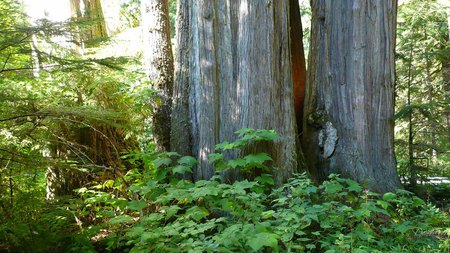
left=0, top=0, right=449, bottom=252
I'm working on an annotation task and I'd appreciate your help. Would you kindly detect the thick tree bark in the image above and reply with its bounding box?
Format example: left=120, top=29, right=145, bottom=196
left=303, top=0, right=402, bottom=193
left=171, top=0, right=192, bottom=158
left=173, top=0, right=300, bottom=185
left=141, top=0, right=174, bottom=152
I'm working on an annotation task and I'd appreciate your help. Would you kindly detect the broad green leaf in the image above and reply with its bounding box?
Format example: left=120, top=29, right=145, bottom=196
left=255, top=174, right=275, bottom=185
left=153, top=157, right=172, bottom=168
left=166, top=152, right=181, bottom=157
left=395, top=221, right=414, bottom=234
left=109, top=215, right=132, bottom=224
left=172, top=165, right=192, bottom=174
left=191, top=183, right=219, bottom=198
left=128, top=200, right=147, bottom=211
left=235, top=128, right=254, bottom=136
left=155, top=169, right=168, bottom=181
left=244, top=152, right=272, bottom=168
left=140, top=231, right=156, bottom=242
left=233, top=180, right=257, bottom=191
left=127, top=226, right=146, bottom=237
left=103, top=180, right=115, bottom=189
left=186, top=206, right=210, bottom=221
left=215, top=161, right=227, bottom=172
left=377, top=200, right=390, bottom=209
left=383, top=192, right=397, bottom=201
left=208, top=153, right=224, bottom=163
left=177, top=156, right=198, bottom=166
left=247, top=232, right=279, bottom=251
left=214, top=141, right=232, bottom=151
left=306, top=186, right=318, bottom=193
left=228, top=158, right=246, bottom=168
left=254, top=129, right=279, bottom=141
left=163, top=205, right=180, bottom=220
left=412, top=196, right=425, bottom=207
left=261, top=210, right=275, bottom=219
left=306, top=244, right=316, bottom=250
left=345, top=179, right=362, bottom=192
left=324, top=181, right=344, bottom=194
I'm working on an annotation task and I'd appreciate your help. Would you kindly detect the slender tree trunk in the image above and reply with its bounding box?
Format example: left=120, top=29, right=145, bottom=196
left=443, top=14, right=450, bottom=142
left=424, top=39, right=437, bottom=158
left=407, top=46, right=416, bottom=188
left=303, top=0, right=402, bottom=193
left=141, top=0, right=174, bottom=152
left=173, top=0, right=300, bottom=185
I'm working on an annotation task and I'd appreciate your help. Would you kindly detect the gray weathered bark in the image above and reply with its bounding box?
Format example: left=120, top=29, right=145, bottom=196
left=141, top=0, right=174, bottom=151
left=171, top=0, right=192, bottom=159
left=303, top=0, right=402, bottom=193
left=172, top=0, right=300, bottom=185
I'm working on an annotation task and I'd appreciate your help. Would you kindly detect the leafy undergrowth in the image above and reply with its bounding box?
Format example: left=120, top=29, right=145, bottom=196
left=82, top=175, right=448, bottom=253
left=74, top=129, right=449, bottom=253
left=1, top=129, right=449, bottom=252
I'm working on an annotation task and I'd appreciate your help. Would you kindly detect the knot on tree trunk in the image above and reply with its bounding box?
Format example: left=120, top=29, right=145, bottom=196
left=318, top=121, right=338, bottom=159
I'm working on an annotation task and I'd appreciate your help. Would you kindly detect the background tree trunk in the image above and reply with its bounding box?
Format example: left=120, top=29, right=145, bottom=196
left=141, top=0, right=174, bottom=152
left=173, top=0, right=300, bottom=185
left=303, top=0, right=402, bottom=193
left=443, top=12, right=450, bottom=143
left=70, top=0, right=108, bottom=45
left=45, top=1, right=135, bottom=199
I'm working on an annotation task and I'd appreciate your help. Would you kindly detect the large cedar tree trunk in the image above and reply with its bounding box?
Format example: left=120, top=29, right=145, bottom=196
left=141, top=0, right=174, bottom=152
left=172, top=0, right=301, bottom=185
left=303, top=0, right=402, bottom=193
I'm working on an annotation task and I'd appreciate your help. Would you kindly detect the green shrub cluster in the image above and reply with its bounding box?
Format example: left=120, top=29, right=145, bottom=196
left=73, top=129, right=449, bottom=253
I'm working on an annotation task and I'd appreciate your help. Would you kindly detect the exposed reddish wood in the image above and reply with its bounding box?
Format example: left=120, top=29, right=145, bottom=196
left=290, top=0, right=307, bottom=137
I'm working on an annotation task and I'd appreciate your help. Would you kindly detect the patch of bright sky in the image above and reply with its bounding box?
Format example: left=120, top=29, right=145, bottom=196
left=22, top=0, right=71, bottom=23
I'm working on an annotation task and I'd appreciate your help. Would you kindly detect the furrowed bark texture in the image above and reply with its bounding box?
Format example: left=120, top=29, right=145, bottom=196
left=303, top=0, right=402, bottom=193
left=171, top=0, right=193, bottom=180
left=173, top=0, right=299, bottom=185
left=141, top=0, right=174, bottom=151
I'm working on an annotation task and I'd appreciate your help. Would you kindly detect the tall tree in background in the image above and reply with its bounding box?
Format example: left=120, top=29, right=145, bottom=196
left=70, top=0, right=108, bottom=45
left=141, top=0, right=173, bottom=152
left=442, top=1, right=450, bottom=143
left=303, top=0, right=402, bottom=192
left=395, top=0, right=450, bottom=185
left=45, top=1, right=136, bottom=199
left=171, top=0, right=302, bottom=184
